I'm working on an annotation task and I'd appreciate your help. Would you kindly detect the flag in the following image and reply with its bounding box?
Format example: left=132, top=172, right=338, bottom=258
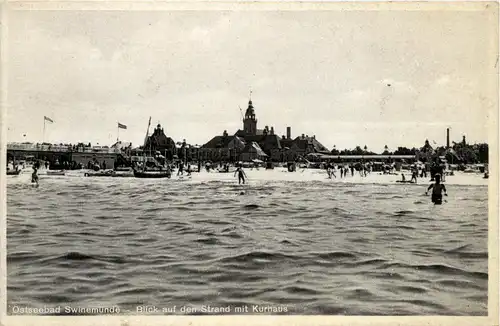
left=44, top=116, right=54, bottom=123
left=118, top=122, right=127, bottom=130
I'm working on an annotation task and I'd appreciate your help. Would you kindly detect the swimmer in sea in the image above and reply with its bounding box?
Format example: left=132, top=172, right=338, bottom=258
left=327, top=164, right=336, bottom=179
left=177, top=161, right=184, bottom=176
left=234, top=165, right=247, bottom=184
left=425, top=174, right=447, bottom=205
left=411, top=166, right=418, bottom=183
left=31, top=167, right=39, bottom=186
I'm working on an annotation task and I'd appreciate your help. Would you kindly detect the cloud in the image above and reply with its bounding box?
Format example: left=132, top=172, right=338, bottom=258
left=6, top=10, right=495, bottom=150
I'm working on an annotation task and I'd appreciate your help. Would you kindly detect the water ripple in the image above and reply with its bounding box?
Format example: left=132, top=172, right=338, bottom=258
left=6, top=173, right=488, bottom=315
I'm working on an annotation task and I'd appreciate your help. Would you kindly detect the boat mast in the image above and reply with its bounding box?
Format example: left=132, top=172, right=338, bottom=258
left=142, top=116, right=151, bottom=172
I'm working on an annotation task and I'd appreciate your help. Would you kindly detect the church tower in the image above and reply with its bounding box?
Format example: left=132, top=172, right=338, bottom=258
left=243, top=99, right=258, bottom=135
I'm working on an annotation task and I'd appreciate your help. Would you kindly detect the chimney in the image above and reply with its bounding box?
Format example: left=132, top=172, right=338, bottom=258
left=282, top=135, right=285, bottom=140
left=270, top=126, right=274, bottom=135
left=302, top=133, right=305, bottom=139
left=462, top=135, right=466, bottom=146
left=287, top=127, right=291, bottom=139
left=446, top=128, right=450, bottom=148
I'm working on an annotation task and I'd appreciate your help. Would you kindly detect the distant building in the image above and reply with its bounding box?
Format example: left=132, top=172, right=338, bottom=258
left=201, top=98, right=330, bottom=162
left=143, top=124, right=177, bottom=160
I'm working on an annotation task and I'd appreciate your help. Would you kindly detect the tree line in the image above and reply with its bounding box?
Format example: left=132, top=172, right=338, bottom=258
left=330, top=140, right=488, bottom=164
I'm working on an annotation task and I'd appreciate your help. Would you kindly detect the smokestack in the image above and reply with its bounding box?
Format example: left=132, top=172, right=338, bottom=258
left=446, top=128, right=450, bottom=148
left=287, top=127, right=291, bottom=139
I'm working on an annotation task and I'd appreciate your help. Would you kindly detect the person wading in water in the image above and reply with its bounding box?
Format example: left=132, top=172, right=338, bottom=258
left=425, top=173, right=447, bottom=205
left=177, top=161, right=184, bottom=176
left=234, top=165, right=247, bottom=185
left=31, top=166, right=39, bottom=186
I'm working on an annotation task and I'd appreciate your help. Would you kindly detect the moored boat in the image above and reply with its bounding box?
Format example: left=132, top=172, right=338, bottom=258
left=84, top=169, right=134, bottom=178
left=111, top=171, right=134, bottom=178
left=47, top=170, right=65, bottom=176
left=7, top=170, right=21, bottom=176
left=115, top=167, right=133, bottom=172
left=84, top=170, right=114, bottom=177
left=133, top=169, right=171, bottom=178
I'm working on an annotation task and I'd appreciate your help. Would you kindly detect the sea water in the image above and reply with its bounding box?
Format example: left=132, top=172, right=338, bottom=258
left=6, top=169, right=488, bottom=315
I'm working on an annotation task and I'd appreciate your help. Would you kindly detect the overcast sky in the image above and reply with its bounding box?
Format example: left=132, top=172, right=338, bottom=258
left=6, top=8, right=498, bottom=151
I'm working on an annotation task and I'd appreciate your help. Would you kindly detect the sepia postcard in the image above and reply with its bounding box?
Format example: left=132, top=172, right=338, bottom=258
left=0, top=1, right=498, bottom=326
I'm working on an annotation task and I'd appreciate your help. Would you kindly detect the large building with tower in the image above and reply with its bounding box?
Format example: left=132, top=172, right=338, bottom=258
left=200, top=98, right=330, bottom=162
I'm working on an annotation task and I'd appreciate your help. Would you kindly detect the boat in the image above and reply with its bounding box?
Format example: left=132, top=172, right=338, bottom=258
left=115, top=166, right=133, bottom=172
left=131, top=117, right=172, bottom=179
left=84, top=169, right=134, bottom=178
left=111, top=171, right=134, bottom=178
left=47, top=170, right=65, bottom=176
left=84, top=170, right=114, bottom=177
left=133, top=169, right=171, bottom=178
left=7, top=170, right=21, bottom=176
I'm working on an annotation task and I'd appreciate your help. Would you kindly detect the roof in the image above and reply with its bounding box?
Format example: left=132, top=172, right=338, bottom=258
left=245, top=100, right=255, bottom=116
left=111, top=141, right=132, bottom=150
left=279, top=139, right=295, bottom=149
left=242, top=141, right=268, bottom=156
left=260, top=134, right=282, bottom=151
left=293, top=136, right=329, bottom=152
left=234, top=129, right=265, bottom=137
left=202, top=135, right=236, bottom=148
left=228, top=136, right=245, bottom=149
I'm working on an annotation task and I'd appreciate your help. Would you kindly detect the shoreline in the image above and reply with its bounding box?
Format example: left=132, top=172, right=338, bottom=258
left=6, top=168, right=488, bottom=187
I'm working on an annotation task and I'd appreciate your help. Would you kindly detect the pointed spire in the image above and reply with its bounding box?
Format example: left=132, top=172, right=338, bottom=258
left=248, top=89, right=253, bottom=107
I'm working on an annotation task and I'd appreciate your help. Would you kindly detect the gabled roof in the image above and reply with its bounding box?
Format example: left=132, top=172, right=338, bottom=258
left=293, top=136, right=329, bottom=152
left=242, top=141, right=268, bottom=156
left=279, top=139, right=295, bottom=149
left=202, top=135, right=236, bottom=148
left=111, top=141, right=132, bottom=150
left=260, top=134, right=282, bottom=151
left=228, top=136, right=245, bottom=149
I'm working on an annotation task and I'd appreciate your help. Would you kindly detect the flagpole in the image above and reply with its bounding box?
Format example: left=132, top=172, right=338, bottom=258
left=117, top=124, right=119, bottom=143
left=43, top=117, right=46, bottom=144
